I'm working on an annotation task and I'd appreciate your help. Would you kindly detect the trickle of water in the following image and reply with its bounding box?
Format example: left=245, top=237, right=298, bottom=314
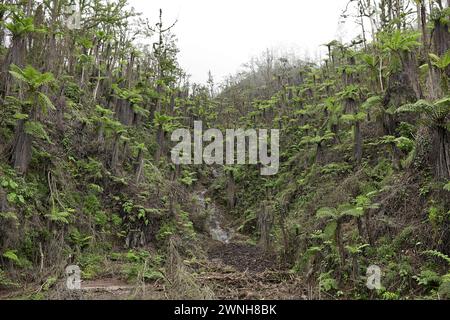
left=196, top=190, right=232, bottom=244
left=210, top=212, right=231, bottom=244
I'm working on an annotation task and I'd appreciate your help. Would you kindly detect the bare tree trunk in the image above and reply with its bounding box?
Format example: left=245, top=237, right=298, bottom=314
left=331, top=123, right=341, bottom=144
left=11, top=120, right=32, bottom=174
left=115, top=99, right=134, bottom=126
left=1, top=36, right=27, bottom=97
left=365, top=210, right=375, bottom=246
left=434, top=127, right=450, bottom=179
left=0, top=5, right=4, bottom=48
left=354, top=121, right=363, bottom=165
left=0, top=186, right=8, bottom=212
left=93, top=69, right=102, bottom=101
left=155, top=129, right=166, bottom=163
left=258, top=203, right=273, bottom=251
left=110, top=134, right=121, bottom=173
left=358, top=2, right=368, bottom=50
left=352, top=255, right=360, bottom=282
left=226, top=170, right=236, bottom=209
left=391, top=143, right=403, bottom=170
left=420, top=1, right=429, bottom=52
left=356, top=217, right=364, bottom=239
left=135, top=149, right=145, bottom=184
left=432, top=6, right=450, bottom=95
left=336, top=219, right=346, bottom=266
left=56, top=90, right=66, bottom=132
left=403, top=52, right=423, bottom=100
left=315, top=142, right=326, bottom=164
left=418, top=1, right=441, bottom=99
left=280, top=213, right=289, bottom=258
left=387, top=0, right=393, bottom=21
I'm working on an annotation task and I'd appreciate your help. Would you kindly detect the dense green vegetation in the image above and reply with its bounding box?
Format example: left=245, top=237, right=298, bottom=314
left=0, top=0, right=449, bottom=300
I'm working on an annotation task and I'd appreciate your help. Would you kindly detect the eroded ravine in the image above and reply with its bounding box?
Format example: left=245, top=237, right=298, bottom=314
left=196, top=189, right=233, bottom=244
left=192, top=189, right=307, bottom=300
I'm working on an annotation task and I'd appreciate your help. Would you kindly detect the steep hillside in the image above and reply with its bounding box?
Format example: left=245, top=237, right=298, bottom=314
left=208, top=2, right=450, bottom=300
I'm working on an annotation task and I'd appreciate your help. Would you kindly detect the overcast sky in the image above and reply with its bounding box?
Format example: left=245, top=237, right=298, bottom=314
left=127, top=0, right=358, bottom=84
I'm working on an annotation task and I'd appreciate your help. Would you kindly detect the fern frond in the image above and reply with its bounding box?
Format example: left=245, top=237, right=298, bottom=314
left=396, top=100, right=433, bottom=114
left=38, top=92, right=55, bottom=112
left=423, top=250, right=450, bottom=265
left=361, top=95, right=382, bottom=111
left=316, top=207, right=337, bottom=219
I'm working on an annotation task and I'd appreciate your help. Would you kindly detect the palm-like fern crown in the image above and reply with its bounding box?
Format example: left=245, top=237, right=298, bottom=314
left=397, top=97, right=450, bottom=129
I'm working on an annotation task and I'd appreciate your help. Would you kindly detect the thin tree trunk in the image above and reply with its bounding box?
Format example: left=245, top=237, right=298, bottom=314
left=354, top=121, right=363, bottom=165
left=226, top=170, right=236, bottom=209
left=356, top=217, right=364, bottom=239
left=435, top=127, right=450, bottom=179
left=110, top=134, right=121, bottom=173
left=0, top=186, right=8, bottom=212
left=155, top=129, right=165, bottom=162
left=11, top=120, right=32, bottom=174
left=258, top=203, right=273, bottom=251
left=336, top=219, right=346, bottom=266
left=365, top=210, right=375, bottom=246
left=352, top=255, right=359, bottom=282
left=135, top=149, right=145, bottom=184
left=279, top=211, right=289, bottom=258
left=315, top=143, right=324, bottom=163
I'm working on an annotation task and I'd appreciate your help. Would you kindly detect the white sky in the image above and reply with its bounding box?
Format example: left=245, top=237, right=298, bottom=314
left=127, top=0, right=358, bottom=84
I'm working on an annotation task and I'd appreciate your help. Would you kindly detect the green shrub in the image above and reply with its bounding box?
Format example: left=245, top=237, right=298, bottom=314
left=319, top=271, right=338, bottom=292
left=413, top=270, right=442, bottom=289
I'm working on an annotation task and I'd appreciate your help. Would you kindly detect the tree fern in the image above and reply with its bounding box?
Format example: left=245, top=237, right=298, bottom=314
left=423, top=250, right=450, bottom=265
left=429, top=50, right=450, bottom=70
left=378, top=29, right=421, bottom=53
left=397, top=97, right=450, bottom=129
left=361, top=95, right=382, bottom=113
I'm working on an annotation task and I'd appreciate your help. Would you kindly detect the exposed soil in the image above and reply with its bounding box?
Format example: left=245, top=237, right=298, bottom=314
left=71, top=236, right=305, bottom=300
left=196, top=240, right=306, bottom=300
left=207, top=242, right=278, bottom=273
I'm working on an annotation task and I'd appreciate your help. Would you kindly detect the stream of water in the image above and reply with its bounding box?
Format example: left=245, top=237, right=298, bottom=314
left=196, top=190, right=232, bottom=244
